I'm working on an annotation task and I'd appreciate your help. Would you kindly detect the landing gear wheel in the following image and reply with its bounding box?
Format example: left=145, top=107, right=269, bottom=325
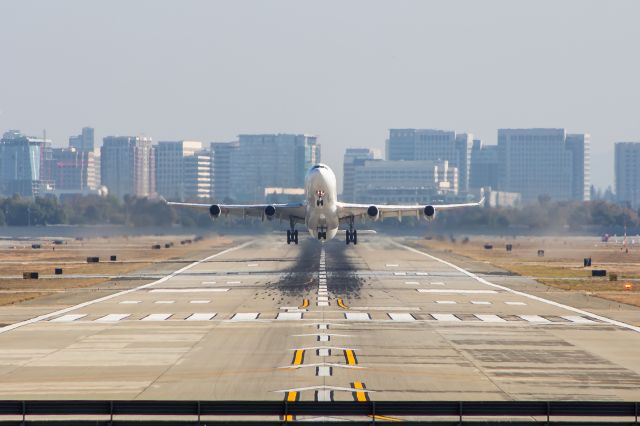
left=286, top=230, right=291, bottom=244
left=346, top=231, right=351, bottom=245
left=353, top=230, right=357, bottom=245
left=293, top=230, right=299, bottom=245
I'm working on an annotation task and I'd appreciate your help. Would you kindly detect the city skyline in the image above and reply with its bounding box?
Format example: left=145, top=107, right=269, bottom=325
left=2, top=1, right=640, bottom=189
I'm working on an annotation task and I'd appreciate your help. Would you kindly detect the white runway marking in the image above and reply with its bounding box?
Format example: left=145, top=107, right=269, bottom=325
left=318, top=348, right=330, bottom=356
left=394, top=272, right=407, bottom=276
left=95, top=314, right=130, bottom=323
left=318, top=301, right=329, bottom=306
left=475, top=314, right=506, bottom=323
left=404, top=281, right=419, bottom=285
left=386, top=264, right=399, bottom=267
left=201, top=281, right=216, bottom=284
left=51, top=314, right=87, bottom=322
left=505, top=301, right=527, bottom=306
left=186, top=313, right=217, bottom=321
left=231, top=313, right=259, bottom=321
left=316, top=390, right=332, bottom=401
left=471, top=301, right=491, bottom=305
left=277, top=312, right=302, bottom=320
left=119, top=301, right=141, bottom=304
left=417, top=289, right=497, bottom=294
left=318, top=296, right=328, bottom=302
left=562, top=315, right=596, bottom=324
left=141, top=313, right=172, bottom=321
left=345, top=312, right=371, bottom=321
left=429, top=282, right=445, bottom=285
left=317, top=366, right=332, bottom=376
left=436, top=300, right=456, bottom=304
left=150, top=288, right=230, bottom=293
left=519, top=315, right=552, bottom=323
left=155, top=300, right=175, bottom=304
left=416, top=272, right=429, bottom=276
left=318, top=324, right=328, bottom=330
left=189, top=300, right=210, bottom=304
left=395, top=241, right=640, bottom=334
left=318, top=335, right=329, bottom=342
left=388, top=313, right=415, bottom=321
left=0, top=241, right=252, bottom=335
left=226, top=281, right=241, bottom=284
left=431, top=313, right=460, bottom=322
left=247, top=263, right=258, bottom=267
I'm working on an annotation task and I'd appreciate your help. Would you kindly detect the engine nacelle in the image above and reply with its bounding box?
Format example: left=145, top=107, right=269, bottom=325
left=209, top=204, right=222, bottom=218
left=367, top=205, right=380, bottom=221
left=423, top=205, right=436, bottom=221
left=264, top=205, right=276, bottom=219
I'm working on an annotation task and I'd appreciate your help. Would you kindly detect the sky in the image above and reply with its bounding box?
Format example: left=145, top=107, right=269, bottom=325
left=1, top=0, right=639, bottom=189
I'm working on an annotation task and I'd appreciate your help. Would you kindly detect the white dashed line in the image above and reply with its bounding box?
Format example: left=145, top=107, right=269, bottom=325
left=518, top=315, right=552, bottom=323
left=95, top=314, right=130, bottom=323
left=417, top=289, right=497, bottom=294
left=150, top=288, right=230, bottom=293
left=436, top=300, right=457, bottom=304
left=505, top=301, right=527, bottom=306
left=475, top=314, right=506, bottom=323
left=471, top=301, right=491, bottom=305
left=119, top=300, right=141, bottom=304
left=345, top=312, right=371, bottom=321
left=189, top=300, right=210, bottom=304
left=186, top=313, right=217, bottom=321
left=231, top=313, right=259, bottom=321
left=388, top=313, right=415, bottom=321
left=50, top=314, right=87, bottom=323
left=155, top=300, right=175, bottom=304
left=277, top=312, right=303, bottom=320
left=386, top=264, right=399, bottom=267
left=141, top=313, right=172, bottom=321
left=404, top=281, right=419, bottom=285
left=431, top=313, right=460, bottom=322
left=562, top=315, right=596, bottom=324
left=317, top=366, right=332, bottom=376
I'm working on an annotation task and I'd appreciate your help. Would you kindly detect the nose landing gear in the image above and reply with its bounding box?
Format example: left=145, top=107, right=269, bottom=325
left=316, top=226, right=327, bottom=240
left=346, top=229, right=357, bottom=245
left=287, top=218, right=298, bottom=245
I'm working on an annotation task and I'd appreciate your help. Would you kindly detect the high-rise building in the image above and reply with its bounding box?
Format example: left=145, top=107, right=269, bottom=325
left=342, top=148, right=381, bottom=201
left=230, top=134, right=320, bottom=202
left=469, top=139, right=499, bottom=190
left=497, top=128, right=590, bottom=203
left=69, top=127, right=95, bottom=152
left=351, top=159, right=458, bottom=204
left=0, top=130, right=53, bottom=197
left=155, top=141, right=211, bottom=201
left=100, top=136, right=154, bottom=198
left=615, top=142, right=640, bottom=209
left=49, top=147, right=97, bottom=191
left=210, top=141, right=239, bottom=202
left=386, top=129, right=473, bottom=191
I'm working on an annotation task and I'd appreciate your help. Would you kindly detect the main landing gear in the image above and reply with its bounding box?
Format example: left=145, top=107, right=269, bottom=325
left=346, top=229, right=357, bottom=245
left=287, top=229, right=299, bottom=245
left=346, top=216, right=357, bottom=245
left=287, top=218, right=298, bottom=245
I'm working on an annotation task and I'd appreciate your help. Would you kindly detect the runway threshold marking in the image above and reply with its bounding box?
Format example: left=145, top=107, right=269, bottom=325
left=351, top=382, right=370, bottom=402
left=337, top=298, right=348, bottom=309
left=394, top=241, right=640, bottom=334
left=0, top=241, right=253, bottom=335
left=292, top=350, right=305, bottom=365
left=344, top=349, right=358, bottom=365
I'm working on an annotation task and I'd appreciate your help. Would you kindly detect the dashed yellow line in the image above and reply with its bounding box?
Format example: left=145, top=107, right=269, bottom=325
left=352, top=381, right=369, bottom=402
left=292, top=349, right=305, bottom=366
left=299, top=298, right=309, bottom=309
left=283, top=391, right=298, bottom=421
left=337, top=298, right=348, bottom=309
left=344, top=349, right=358, bottom=366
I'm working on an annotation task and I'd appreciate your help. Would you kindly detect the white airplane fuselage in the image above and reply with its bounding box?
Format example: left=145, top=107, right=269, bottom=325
left=304, top=164, right=340, bottom=240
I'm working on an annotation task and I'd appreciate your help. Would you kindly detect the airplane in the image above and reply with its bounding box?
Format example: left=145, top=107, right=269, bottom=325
left=167, top=163, right=484, bottom=245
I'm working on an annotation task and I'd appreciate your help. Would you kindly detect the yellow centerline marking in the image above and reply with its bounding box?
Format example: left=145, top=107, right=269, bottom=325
left=292, top=349, right=305, bottom=366
left=352, top=381, right=369, bottom=402
left=337, top=298, right=348, bottom=309
left=283, top=391, right=298, bottom=421
left=299, top=298, right=309, bottom=309
left=344, top=349, right=358, bottom=366
left=370, top=415, right=403, bottom=422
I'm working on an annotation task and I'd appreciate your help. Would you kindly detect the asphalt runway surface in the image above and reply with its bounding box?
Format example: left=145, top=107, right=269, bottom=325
left=1, top=235, right=639, bottom=402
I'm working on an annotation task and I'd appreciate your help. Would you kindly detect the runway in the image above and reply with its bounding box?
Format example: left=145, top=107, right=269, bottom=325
left=1, top=234, right=640, bottom=401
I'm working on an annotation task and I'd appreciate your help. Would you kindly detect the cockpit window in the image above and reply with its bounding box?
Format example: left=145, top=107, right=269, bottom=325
left=312, top=164, right=326, bottom=169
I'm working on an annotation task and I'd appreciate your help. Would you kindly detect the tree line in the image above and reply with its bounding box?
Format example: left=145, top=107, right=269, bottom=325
left=0, top=195, right=639, bottom=232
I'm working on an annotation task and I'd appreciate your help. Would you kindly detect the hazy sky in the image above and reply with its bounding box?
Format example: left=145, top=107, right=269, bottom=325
left=1, top=1, right=639, bottom=189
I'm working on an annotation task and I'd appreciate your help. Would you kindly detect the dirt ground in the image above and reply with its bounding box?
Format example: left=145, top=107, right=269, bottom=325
left=418, top=234, right=640, bottom=307
left=0, top=233, right=234, bottom=306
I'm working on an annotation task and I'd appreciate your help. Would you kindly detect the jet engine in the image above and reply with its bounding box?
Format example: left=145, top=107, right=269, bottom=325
left=367, top=205, right=380, bottom=221
left=209, top=204, right=222, bottom=219
left=264, top=205, right=276, bottom=220
left=423, top=205, right=436, bottom=221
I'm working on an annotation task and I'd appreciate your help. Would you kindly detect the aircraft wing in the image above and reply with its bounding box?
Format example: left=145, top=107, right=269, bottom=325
left=167, top=201, right=307, bottom=224
left=336, top=197, right=484, bottom=222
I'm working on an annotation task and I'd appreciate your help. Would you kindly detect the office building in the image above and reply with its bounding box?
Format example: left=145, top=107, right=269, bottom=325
left=0, top=130, right=53, bottom=197
left=386, top=129, right=473, bottom=191
left=49, top=147, right=97, bottom=191
left=342, top=148, right=381, bottom=201
left=210, top=141, right=239, bottom=202
left=469, top=139, right=499, bottom=190
left=497, top=128, right=590, bottom=203
left=155, top=141, right=211, bottom=201
left=230, top=134, right=320, bottom=202
left=351, top=159, right=458, bottom=204
left=615, top=142, right=640, bottom=209
left=69, top=127, right=95, bottom=152
left=100, top=136, right=154, bottom=198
